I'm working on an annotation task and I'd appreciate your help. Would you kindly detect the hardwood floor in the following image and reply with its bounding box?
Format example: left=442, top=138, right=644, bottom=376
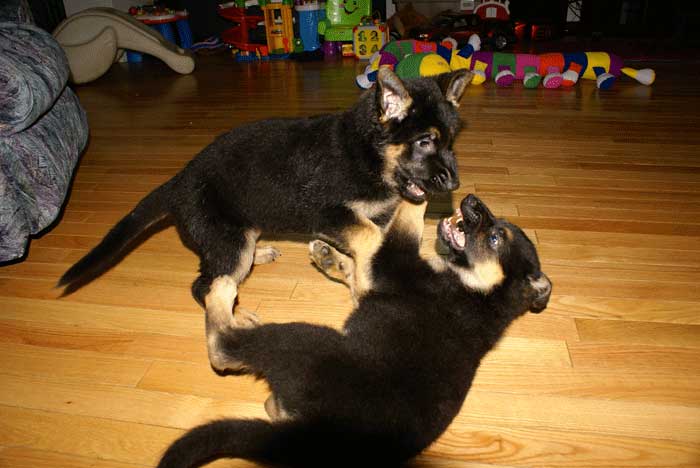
left=1, top=55, right=699, bottom=467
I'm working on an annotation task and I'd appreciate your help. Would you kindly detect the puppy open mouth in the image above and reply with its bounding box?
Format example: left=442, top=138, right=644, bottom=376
left=440, top=204, right=482, bottom=251
left=405, top=180, right=426, bottom=200
left=440, top=208, right=466, bottom=251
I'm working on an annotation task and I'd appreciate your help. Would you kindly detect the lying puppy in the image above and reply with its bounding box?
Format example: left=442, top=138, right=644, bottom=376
left=58, top=68, right=472, bottom=367
left=156, top=194, right=552, bottom=468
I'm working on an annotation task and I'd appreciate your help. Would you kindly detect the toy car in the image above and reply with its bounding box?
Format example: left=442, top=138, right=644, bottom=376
left=408, top=11, right=516, bottom=50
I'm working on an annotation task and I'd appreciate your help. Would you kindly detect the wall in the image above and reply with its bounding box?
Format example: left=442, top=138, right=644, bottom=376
left=63, top=0, right=152, bottom=16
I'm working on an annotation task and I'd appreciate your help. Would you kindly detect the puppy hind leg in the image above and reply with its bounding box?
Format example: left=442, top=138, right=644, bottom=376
left=199, top=228, right=262, bottom=371
left=309, top=240, right=356, bottom=289
left=316, top=207, right=383, bottom=299
left=214, top=323, right=345, bottom=417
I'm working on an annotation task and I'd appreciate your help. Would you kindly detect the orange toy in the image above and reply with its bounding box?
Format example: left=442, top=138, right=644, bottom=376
left=260, top=0, right=294, bottom=56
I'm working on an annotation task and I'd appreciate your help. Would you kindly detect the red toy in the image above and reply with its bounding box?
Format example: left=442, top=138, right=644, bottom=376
left=218, top=3, right=269, bottom=57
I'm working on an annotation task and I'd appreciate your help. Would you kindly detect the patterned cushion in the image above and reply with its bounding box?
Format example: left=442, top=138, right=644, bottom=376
left=0, top=0, right=89, bottom=262
left=0, top=22, right=69, bottom=135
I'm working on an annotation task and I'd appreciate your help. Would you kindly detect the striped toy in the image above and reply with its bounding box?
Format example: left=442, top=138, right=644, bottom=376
left=356, top=34, right=655, bottom=90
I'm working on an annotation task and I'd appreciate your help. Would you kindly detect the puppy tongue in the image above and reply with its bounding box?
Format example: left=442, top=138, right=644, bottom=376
left=407, top=181, right=425, bottom=197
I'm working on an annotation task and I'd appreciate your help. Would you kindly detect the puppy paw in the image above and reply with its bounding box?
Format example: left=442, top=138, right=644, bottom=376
left=208, top=349, right=248, bottom=374
left=309, top=240, right=353, bottom=283
left=231, top=307, right=261, bottom=329
left=254, top=246, right=281, bottom=265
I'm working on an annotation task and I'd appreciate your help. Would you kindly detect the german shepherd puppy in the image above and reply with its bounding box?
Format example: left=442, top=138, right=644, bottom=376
left=156, top=194, right=552, bottom=468
left=58, top=68, right=473, bottom=366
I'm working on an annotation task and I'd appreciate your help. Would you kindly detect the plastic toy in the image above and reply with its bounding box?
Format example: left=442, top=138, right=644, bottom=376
left=260, top=0, right=294, bottom=56
left=353, top=16, right=388, bottom=60
left=218, top=1, right=269, bottom=60
left=319, top=0, right=371, bottom=57
left=54, top=7, right=194, bottom=84
left=126, top=5, right=193, bottom=63
left=409, top=10, right=515, bottom=50
left=357, top=34, right=655, bottom=90
left=461, top=0, right=511, bottom=20
left=295, top=2, right=322, bottom=51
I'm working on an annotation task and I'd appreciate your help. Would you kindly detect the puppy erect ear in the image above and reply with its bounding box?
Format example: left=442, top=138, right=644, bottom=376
left=376, top=67, right=412, bottom=123
left=527, top=272, right=552, bottom=314
left=437, top=69, right=473, bottom=107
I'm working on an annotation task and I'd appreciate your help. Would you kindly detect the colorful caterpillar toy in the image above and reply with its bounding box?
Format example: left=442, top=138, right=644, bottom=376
left=356, top=34, right=655, bottom=90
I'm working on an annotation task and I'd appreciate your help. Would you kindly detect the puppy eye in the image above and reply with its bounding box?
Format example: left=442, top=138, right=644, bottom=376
left=418, top=139, right=432, bottom=148
left=488, top=232, right=501, bottom=247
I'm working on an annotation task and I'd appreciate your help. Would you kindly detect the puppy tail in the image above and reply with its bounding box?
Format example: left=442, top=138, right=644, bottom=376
left=57, top=180, right=173, bottom=293
left=157, top=418, right=405, bottom=468
left=157, top=419, right=279, bottom=468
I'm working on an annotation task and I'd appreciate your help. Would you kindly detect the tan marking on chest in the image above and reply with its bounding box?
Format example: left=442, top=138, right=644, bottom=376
left=347, top=196, right=400, bottom=221
left=450, top=258, right=505, bottom=293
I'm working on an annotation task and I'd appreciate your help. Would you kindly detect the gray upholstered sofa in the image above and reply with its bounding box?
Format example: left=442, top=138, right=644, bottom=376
left=0, top=0, right=89, bottom=262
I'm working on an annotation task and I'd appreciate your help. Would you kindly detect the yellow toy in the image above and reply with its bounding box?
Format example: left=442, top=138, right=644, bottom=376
left=260, top=0, right=294, bottom=55
left=353, top=17, right=388, bottom=60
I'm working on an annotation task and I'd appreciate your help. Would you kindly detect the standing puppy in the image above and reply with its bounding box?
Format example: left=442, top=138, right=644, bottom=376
left=157, top=194, right=552, bottom=468
left=58, top=69, right=473, bottom=367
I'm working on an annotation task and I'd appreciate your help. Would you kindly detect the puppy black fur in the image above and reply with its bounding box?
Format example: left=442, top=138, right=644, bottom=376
left=156, top=194, right=552, bottom=468
left=59, top=68, right=471, bottom=313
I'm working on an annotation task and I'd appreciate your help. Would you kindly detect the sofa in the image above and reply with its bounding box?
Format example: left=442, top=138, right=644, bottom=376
left=0, top=0, right=89, bottom=262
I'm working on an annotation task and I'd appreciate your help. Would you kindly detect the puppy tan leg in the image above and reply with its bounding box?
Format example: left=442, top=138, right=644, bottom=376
left=345, top=201, right=427, bottom=297
left=205, top=229, right=261, bottom=371
left=387, top=200, right=427, bottom=242
left=339, top=217, right=383, bottom=299
left=316, top=202, right=427, bottom=300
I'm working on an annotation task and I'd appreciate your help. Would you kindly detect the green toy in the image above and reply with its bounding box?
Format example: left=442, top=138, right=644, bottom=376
left=318, top=0, right=370, bottom=43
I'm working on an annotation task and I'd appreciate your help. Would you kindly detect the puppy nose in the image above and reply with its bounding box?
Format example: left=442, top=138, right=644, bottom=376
left=432, top=170, right=460, bottom=191
left=466, top=194, right=479, bottom=208
left=445, top=173, right=460, bottom=191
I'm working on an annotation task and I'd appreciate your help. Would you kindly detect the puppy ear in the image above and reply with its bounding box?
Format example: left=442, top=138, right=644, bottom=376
left=376, top=67, right=412, bottom=122
left=527, top=272, right=551, bottom=314
left=437, top=69, right=473, bottom=107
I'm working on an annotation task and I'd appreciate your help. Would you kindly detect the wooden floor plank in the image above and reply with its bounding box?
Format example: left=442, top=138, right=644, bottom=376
left=545, top=295, right=700, bottom=324
left=0, top=446, right=148, bottom=468
left=575, top=318, right=700, bottom=348
left=0, top=375, right=263, bottom=429
left=454, top=390, right=700, bottom=443
left=471, top=363, right=700, bottom=405
left=0, top=406, right=182, bottom=466
left=0, top=342, right=151, bottom=387
left=427, top=423, right=700, bottom=467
